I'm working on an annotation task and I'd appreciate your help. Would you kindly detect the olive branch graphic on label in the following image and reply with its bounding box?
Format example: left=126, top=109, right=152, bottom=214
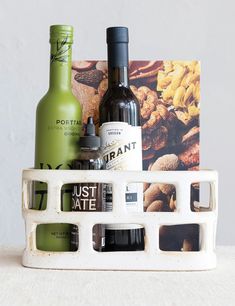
left=50, top=35, right=71, bottom=63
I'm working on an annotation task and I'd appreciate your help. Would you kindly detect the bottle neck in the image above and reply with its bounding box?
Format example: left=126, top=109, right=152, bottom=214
left=49, top=42, right=72, bottom=91
left=108, top=66, right=129, bottom=87
left=107, top=42, right=129, bottom=88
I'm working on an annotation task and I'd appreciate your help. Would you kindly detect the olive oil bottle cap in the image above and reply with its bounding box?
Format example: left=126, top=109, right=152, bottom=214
left=79, top=117, right=100, bottom=148
left=50, top=25, right=73, bottom=43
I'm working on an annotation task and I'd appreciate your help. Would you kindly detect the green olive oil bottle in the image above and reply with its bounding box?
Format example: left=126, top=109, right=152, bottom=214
left=33, top=25, right=82, bottom=251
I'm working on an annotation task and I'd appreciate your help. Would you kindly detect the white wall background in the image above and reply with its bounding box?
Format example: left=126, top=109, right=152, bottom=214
left=0, top=0, right=234, bottom=246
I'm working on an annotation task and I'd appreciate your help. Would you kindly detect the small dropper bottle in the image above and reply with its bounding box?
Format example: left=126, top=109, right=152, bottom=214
left=71, top=117, right=105, bottom=251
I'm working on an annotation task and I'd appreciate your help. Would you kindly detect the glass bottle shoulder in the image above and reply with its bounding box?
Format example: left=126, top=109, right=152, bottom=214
left=99, top=86, right=140, bottom=126
left=101, top=86, right=138, bottom=106
left=36, top=90, right=81, bottom=113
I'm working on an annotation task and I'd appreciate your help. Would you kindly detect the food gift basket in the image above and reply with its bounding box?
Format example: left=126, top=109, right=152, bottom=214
left=22, top=59, right=218, bottom=271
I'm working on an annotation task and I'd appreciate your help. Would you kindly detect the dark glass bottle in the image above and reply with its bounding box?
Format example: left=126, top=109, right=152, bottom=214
left=71, top=117, right=105, bottom=252
left=99, top=27, right=145, bottom=251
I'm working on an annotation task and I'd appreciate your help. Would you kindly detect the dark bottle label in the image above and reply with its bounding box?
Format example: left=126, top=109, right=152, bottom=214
left=71, top=183, right=102, bottom=211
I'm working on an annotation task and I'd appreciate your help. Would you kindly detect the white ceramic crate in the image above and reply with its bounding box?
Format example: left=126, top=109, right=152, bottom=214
left=22, top=169, right=218, bottom=271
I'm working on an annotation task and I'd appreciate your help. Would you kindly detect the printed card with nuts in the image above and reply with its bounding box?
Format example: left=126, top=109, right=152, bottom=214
left=71, top=60, right=200, bottom=252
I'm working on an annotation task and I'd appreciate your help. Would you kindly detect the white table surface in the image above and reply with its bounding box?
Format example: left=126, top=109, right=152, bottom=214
left=0, top=246, right=234, bottom=306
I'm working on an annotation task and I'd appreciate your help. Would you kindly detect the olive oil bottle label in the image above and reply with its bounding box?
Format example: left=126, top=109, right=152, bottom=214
left=100, top=122, right=143, bottom=229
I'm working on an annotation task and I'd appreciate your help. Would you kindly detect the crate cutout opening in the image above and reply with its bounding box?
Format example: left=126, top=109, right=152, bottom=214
left=27, top=180, right=48, bottom=211
left=99, top=224, right=145, bottom=252
left=143, top=182, right=176, bottom=212
left=64, top=182, right=107, bottom=212
left=191, top=182, right=214, bottom=212
left=159, top=224, right=200, bottom=252
left=36, top=223, right=77, bottom=252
